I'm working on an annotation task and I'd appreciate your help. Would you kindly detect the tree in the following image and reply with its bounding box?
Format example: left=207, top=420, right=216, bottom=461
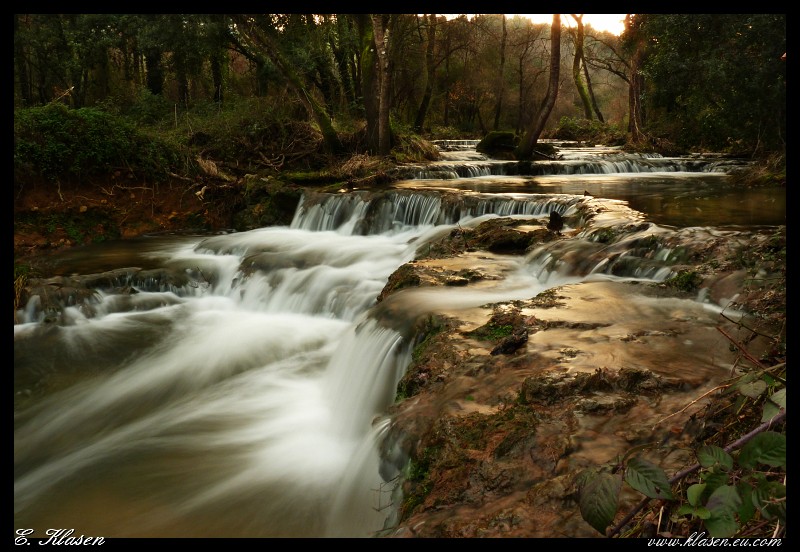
left=492, top=14, right=507, bottom=130
left=507, top=17, right=547, bottom=134
left=621, top=14, right=648, bottom=145
left=14, top=15, right=34, bottom=106
left=371, top=14, right=392, bottom=155
left=232, top=14, right=344, bottom=155
left=570, top=14, right=593, bottom=119
left=515, top=14, right=561, bottom=159
left=630, top=14, right=785, bottom=154
left=413, top=14, right=437, bottom=133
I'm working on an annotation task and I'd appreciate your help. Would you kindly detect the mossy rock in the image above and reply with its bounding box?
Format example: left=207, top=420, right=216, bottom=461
left=476, top=131, right=519, bottom=159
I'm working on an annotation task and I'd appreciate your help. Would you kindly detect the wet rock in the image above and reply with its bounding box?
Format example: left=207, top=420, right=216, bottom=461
left=490, top=328, right=528, bottom=355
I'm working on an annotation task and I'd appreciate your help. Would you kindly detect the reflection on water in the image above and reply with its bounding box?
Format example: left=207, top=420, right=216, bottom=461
left=394, top=172, right=785, bottom=228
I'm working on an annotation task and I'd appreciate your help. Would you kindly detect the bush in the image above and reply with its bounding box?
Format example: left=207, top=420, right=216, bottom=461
left=552, top=116, right=627, bottom=145
left=14, top=103, right=182, bottom=182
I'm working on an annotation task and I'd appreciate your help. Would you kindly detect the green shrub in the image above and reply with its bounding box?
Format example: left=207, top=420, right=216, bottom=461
left=14, top=103, right=182, bottom=181
left=552, top=116, right=627, bottom=145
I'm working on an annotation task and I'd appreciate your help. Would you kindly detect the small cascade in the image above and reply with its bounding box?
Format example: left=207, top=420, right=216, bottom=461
left=408, top=156, right=748, bottom=179
left=290, top=190, right=583, bottom=236
left=406, top=141, right=755, bottom=180
left=14, top=137, right=780, bottom=538
left=430, top=139, right=481, bottom=151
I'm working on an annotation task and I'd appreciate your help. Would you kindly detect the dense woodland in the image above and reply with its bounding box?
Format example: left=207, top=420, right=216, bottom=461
left=14, top=13, right=786, bottom=178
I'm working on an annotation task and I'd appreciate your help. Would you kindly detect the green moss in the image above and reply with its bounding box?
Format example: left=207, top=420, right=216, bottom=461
left=467, top=323, right=514, bottom=341
left=591, top=228, right=617, bottom=244
left=664, top=270, right=703, bottom=292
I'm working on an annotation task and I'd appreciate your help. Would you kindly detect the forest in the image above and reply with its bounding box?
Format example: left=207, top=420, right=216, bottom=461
left=14, top=14, right=786, bottom=173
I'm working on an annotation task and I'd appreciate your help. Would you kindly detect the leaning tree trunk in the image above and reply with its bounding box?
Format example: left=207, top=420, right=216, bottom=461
left=233, top=15, right=343, bottom=155
left=583, top=61, right=604, bottom=122
left=515, top=14, right=561, bottom=160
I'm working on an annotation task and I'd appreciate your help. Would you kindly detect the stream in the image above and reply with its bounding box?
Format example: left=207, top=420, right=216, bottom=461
left=14, top=140, right=785, bottom=538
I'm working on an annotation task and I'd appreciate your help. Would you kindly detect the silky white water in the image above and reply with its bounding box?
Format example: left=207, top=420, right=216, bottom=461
left=16, top=145, right=780, bottom=538
left=15, top=188, right=587, bottom=537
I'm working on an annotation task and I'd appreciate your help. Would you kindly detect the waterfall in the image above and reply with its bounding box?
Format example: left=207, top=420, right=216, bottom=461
left=15, top=140, right=779, bottom=537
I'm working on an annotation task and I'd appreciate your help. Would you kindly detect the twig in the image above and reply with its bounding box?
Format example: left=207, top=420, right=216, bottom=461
left=608, top=409, right=786, bottom=537
left=168, top=171, right=194, bottom=183
left=718, top=312, right=779, bottom=341
left=651, top=383, right=732, bottom=430
left=716, top=326, right=767, bottom=370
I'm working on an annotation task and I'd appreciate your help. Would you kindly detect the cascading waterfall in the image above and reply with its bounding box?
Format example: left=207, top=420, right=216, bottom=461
left=15, top=139, right=782, bottom=538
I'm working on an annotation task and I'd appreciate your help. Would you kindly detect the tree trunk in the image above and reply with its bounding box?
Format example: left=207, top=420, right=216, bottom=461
left=571, top=14, right=593, bottom=119
left=583, top=61, right=604, bottom=122
left=371, top=14, right=392, bottom=155
left=144, top=47, right=164, bottom=96
left=493, top=15, right=507, bottom=130
left=628, top=35, right=646, bottom=144
left=14, top=14, right=32, bottom=106
left=443, top=37, right=451, bottom=126
left=329, top=15, right=357, bottom=110
left=515, top=14, right=561, bottom=160
left=352, top=15, right=380, bottom=153
left=175, top=55, right=190, bottom=108
left=211, top=54, right=224, bottom=104
left=414, top=14, right=436, bottom=133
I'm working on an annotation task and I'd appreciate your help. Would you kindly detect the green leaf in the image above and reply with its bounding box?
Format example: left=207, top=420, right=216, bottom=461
left=704, top=485, right=742, bottom=538
left=697, top=445, right=733, bottom=470
left=699, top=466, right=729, bottom=494
left=694, top=506, right=711, bottom=520
left=686, top=483, right=706, bottom=506
left=761, top=388, right=786, bottom=422
left=624, top=457, right=674, bottom=500
left=738, top=378, right=767, bottom=399
left=738, top=431, right=786, bottom=469
left=577, top=470, right=622, bottom=535
left=677, top=503, right=711, bottom=520
left=736, top=481, right=755, bottom=525
left=769, top=387, right=786, bottom=408
left=752, top=481, right=786, bottom=523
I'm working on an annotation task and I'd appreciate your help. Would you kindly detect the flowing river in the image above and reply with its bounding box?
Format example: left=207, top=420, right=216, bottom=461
left=14, top=141, right=785, bottom=537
